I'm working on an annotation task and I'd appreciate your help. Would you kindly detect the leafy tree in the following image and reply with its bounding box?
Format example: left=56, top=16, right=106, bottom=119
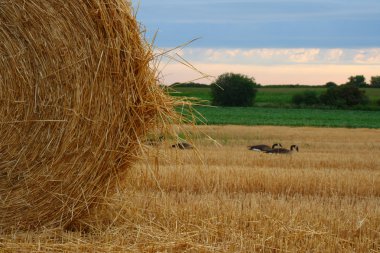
left=346, top=75, right=368, bottom=88
left=210, top=73, right=258, bottom=107
left=325, top=81, right=337, bottom=88
left=370, top=76, right=380, bottom=88
left=319, top=85, right=369, bottom=108
left=292, top=90, right=319, bottom=106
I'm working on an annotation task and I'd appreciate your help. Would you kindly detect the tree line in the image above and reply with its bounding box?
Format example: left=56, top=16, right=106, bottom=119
left=170, top=73, right=380, bottom=108
left=210, top=73, right=380, bottom=108
left=292, top=75, right=380, bottom=108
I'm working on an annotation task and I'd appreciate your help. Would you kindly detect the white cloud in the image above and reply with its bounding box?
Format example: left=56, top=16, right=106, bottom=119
left=160, top=47, right=380, bottom=65
left=225, top=49, right=241, bottom=57
left=242, top=49, right=256, bottom=57
left=326, top=49, right=344, bottom=62
left=287, top=49, right=320, bottom=63
left=205, top=49, right=223, bottom=61
left=203, top=49, right=243, bottom=60
left=354, top=49, right=380, bottom=64
left=255, top=49, right=278, bottom=59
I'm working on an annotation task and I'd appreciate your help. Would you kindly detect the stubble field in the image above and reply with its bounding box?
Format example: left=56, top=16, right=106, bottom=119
left=1, top=125, right=380, bottom=252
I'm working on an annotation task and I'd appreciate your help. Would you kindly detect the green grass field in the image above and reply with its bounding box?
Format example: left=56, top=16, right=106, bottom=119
left=171, top=86, right=380, bottom=107
left=171, top=86, right=380, bottom=128
left=192, top=106, right=380, bottom=128
left=255, top=87, right=325, bottom=106
left=169, top=87, right=212, bottom=103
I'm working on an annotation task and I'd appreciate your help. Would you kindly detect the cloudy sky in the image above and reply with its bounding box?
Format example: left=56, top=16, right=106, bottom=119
left=135, top=0, right=380, bottom=85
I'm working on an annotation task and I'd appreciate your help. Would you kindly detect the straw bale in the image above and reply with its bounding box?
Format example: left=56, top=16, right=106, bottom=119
left=0, top=0, right=174, bottom=230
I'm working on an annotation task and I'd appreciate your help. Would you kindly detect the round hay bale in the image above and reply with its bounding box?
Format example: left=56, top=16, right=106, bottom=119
left=0, top=1, right=174, bottom=230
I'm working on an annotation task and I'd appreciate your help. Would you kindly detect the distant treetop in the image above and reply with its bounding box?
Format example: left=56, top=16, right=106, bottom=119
left=370, top=76, right=380, bottom=88
left=325, top=82, right=338, bottom=88
left=170, top=82, right=209, bottom=88
left=346, top=75, right=368, bottom=88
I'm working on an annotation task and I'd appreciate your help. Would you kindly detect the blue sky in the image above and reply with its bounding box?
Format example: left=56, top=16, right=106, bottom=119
left=134, top=0, right=380, bottom=85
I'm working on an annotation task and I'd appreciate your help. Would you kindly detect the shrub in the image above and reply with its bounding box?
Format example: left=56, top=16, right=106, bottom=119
left=370, top=76, right=380, bottom=88
left=346, top=75, right=368, bottom=88
left=325, top=82, right=337, bottom=88
left=211, top=73, right=258, bottom=107
left=292, top=90, right=320, bottom=106
left=320, top=85, right=369, bottom=108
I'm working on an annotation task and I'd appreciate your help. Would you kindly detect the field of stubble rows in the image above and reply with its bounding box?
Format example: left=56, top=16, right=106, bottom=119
left=1, top=125, right=380, bottom=252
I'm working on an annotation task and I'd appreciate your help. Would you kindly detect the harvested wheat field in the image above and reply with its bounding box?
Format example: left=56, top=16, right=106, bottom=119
left=1, top=125, right=379, bottom=252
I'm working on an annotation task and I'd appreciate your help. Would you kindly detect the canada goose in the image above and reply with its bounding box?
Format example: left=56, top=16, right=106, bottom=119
left=248, top=143, right=282, bottom=152
left=145, top=135, right=164, bottom=146
left=171, top=142, right=193, bottom=149
left=265, top=145, right=299, bottom=154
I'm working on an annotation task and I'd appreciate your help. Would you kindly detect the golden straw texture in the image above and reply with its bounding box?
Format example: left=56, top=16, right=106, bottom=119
left=0, top=0, right=174, bottom=231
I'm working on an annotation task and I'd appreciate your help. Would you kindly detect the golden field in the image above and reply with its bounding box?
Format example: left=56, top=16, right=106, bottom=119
left=1, top=125, right=380, bottom=252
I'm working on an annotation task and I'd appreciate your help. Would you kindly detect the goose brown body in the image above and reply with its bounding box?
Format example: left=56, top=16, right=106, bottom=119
left=265, top=145, right=299, bottom=154
left=248, top=143, right=282, bottom=152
